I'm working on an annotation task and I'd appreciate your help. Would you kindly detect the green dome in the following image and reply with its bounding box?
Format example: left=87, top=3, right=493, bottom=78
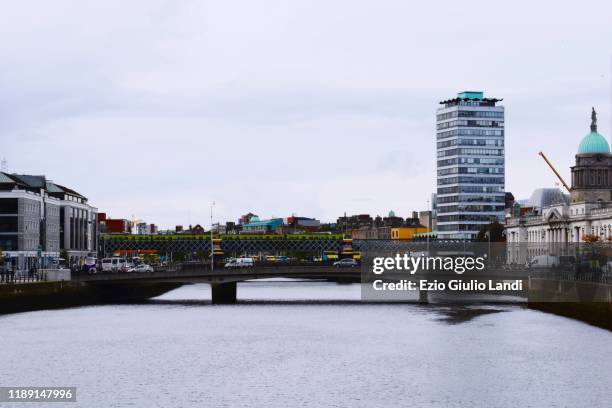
left=577, top=131, right=610, bottom=154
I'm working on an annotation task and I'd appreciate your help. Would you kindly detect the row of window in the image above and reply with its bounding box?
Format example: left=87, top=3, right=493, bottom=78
left=23, top=201, right=40, bottom=214
left=437, top=138, right=504, bottom=149
left=437, top=176, right=505, bottom=186
left=437, top=129, right=504, bottom=140
left=46, top=206, right=60, bottom=217
left=437, top=148, right=504, bottom=158
left=437, top=167, right=504, bottom=176
left=437, top=157, right=505, bottom=167
left=437, top=223, right=498, bottom=232
left=441, top=100, right=499, bottom=108
left=47, top=222, right=59, bottom=234
left=24, top=220, right=38, bottom=232
left=438, top=214, right=503, bottom=223
left=437, top=110, right=504, bottom=121
left=22, top=238, right=39, bottom=250
left=68, top=207, right=92, bottom=219
left=438, top=186, right=505, bottom=194
left=436, top=120, right=504, bottom=130
left=0, top=199, right=62, bottom=217
left=436, top=195, right=506, bottom=204
left=437, top=205, right=505, bottom=214
left=0, top=218, right=61, bottom=235
left=65, top=194, right=85, bottom=204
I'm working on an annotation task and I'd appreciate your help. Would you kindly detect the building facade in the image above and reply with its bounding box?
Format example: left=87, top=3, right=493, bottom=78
left=436, top=91, right=506, bottom=239
left=351, top=226, right=392, bottom=240
left=506, top=109, right=612, bottom=262
left=241, top=216, right=284, bottom=234
left=390, top=226, right=429, bottom=240
left=0, top=173, right=97, bottom=271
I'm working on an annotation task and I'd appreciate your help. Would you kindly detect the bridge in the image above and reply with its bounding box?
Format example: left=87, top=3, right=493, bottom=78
left=74, top=263, right=360, bottom=304
left=72, top=259, right=532, bottom=304
left=99, top=234, right=349, bottom=256
left=99, top=234, right=478, bottom=259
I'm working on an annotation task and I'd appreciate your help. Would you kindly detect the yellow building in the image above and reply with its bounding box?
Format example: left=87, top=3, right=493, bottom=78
left=391, top=227, right=430, bottom=240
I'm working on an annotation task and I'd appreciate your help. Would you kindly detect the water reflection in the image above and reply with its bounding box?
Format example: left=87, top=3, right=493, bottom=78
left=429, top=305, right=509, bottom=325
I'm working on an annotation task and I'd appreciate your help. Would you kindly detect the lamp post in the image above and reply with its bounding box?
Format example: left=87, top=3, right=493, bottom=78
left=210, top=201, right=215, bottom=272
left=426, top=199, right=430, bottom=254
left=486, top=230, right=491, bottom=260
left=487, top=216, right=497, bottom=261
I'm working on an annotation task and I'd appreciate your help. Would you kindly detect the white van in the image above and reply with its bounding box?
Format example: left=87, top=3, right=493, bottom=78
left=101, top=257, right=128, bottom=272
left=101, top=258, right=113, bottom=272
left=225, top=258, right=254, bottom=269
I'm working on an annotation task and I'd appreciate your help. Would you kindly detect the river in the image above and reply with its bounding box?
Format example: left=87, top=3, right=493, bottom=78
left=0, top=281, right=611, bottom=407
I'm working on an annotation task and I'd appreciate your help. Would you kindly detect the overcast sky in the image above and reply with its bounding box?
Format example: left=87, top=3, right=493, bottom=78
left=2, top=0, right=611, bottom=228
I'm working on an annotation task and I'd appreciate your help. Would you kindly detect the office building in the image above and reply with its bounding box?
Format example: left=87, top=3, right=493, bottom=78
left=436, top=91, right=505, bottom=239
left=0, top=173, right=97, bottom=271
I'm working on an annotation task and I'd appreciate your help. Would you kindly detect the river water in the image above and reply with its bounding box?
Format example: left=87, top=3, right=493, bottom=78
left=1, top=281, right=611, bottom=408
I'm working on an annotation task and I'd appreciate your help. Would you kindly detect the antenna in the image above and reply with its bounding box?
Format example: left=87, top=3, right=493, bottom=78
left=0, top=158, right=7, bottom=172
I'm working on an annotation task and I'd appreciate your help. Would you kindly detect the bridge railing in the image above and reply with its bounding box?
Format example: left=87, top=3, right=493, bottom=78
left=529, top=267, right=612, bottom=284
left=0, top=270, right=47, bottom=284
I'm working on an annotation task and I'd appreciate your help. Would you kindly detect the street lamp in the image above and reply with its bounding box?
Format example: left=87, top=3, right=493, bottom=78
left=210, top=201, right=215, bottom=272
left=426, top=199, right=430, bottom=254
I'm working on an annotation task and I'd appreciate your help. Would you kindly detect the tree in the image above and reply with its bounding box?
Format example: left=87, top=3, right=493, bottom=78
left=143, top=253, right=160, bottom=265
left=582, top=234, right=600, bottom=243
left=476, top=221, right=506, bottom=242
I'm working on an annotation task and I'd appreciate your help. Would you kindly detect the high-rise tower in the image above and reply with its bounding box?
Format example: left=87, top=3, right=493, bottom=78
left=436, top=91, right=505, bottom=239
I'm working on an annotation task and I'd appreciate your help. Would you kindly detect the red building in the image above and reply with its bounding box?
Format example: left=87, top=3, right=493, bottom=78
left=98, top=213, right=131, bottom=234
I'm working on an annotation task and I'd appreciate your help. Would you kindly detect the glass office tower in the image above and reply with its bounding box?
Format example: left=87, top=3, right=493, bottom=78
left=436, top=91, right=505, bottom=240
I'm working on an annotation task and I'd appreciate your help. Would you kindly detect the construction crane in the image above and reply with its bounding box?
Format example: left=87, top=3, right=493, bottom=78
left=538, top=151, right=571, bottom=193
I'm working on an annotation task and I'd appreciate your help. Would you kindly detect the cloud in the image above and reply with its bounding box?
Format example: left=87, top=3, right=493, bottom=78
left=1, top=0, right=611, bottom=228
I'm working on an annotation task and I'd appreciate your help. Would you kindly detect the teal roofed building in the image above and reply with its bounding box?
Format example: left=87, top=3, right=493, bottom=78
left=242, top=217, right=283, bottom=234
left=577, top=110, right=610, bottom=154
left=570, top=108, right=612, bottom=203
left=506, top=107, right=612, bottom=247
left=577, top=131, right=610, bottom=154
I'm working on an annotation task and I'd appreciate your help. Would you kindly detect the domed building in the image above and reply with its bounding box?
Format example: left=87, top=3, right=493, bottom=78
left=570, top=108, right=612, bottom=203
left=506, top=109, right=612, bottom=247
left=524, top=188, right=569, bottom=208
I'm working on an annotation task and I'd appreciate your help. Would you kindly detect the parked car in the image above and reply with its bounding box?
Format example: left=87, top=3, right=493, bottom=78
left=129, top=264, right=154, bottom=273
left=225, top=258, right=254, bottom=269
left=333, top=258, right=359, bottom=268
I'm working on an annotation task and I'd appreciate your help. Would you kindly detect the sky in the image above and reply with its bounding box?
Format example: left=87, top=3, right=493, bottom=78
left=1, top=0, right=611, bottom=228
